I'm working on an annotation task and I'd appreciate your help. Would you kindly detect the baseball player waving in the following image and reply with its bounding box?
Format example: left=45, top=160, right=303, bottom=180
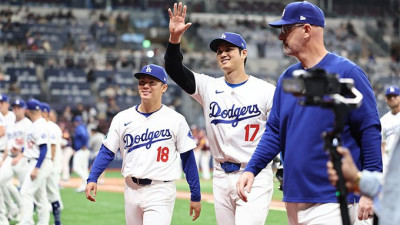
left=165, top=2, right=276, bottom=225
left=86, top=64, right=201, bottom=225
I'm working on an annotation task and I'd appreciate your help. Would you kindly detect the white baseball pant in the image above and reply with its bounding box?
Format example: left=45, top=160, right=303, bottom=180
left=61, top=146, right=74, bottom=181
left=19, top=158, right=53, bottom=225
left=286, top=202, right=373, bottom=225
left=0, top=187, right=10, bottom=225
left=213, top=166, right=273, bottom=225
left=124, top=177, right=176, bottom=225
left=72, top=149, right=90, bottom=189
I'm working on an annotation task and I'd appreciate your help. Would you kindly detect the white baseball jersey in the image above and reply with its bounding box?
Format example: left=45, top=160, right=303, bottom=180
left=0, top=111, right=16, bottom=150
left=381, top=111, right=400, bottom=154
left=8, top=117, right=32, bottom=150
left=191, top=73, right=275, bottom=164
left=24, top=118, right=50, bottom=159
left=0, top=113, right=6, bottom=151
left=47, top=121, right=63, bottom=169
left=103, top=105, right=196, bottom=181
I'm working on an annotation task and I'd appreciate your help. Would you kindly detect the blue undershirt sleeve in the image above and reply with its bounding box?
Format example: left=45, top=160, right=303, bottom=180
left=35, top=144, right=47, bottom=168
left=180, top=150, right=201, bottom=202
left=87, top=144, right=115, bottom=183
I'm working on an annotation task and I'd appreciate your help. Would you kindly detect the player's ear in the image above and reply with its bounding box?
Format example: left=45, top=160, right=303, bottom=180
left=162, top=84, right=168, bottom=94
left=241, top=49, right=248, bottom=60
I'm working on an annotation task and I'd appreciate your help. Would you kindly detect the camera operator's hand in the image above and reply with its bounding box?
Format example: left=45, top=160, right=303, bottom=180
left=358, top=195, right=374, bottom=220
left=236, top=171, right=255, bottom=202
left=326, top=147, right=360, bottom=192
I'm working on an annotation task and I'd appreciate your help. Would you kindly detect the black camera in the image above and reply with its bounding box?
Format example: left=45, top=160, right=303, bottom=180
left=282, top=68, right=362, bottom=108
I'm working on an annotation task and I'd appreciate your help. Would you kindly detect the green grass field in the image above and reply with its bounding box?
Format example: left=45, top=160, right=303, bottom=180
left=11, top=171, right=287, bottom=224
left=57, top=188, right=287, bottom=225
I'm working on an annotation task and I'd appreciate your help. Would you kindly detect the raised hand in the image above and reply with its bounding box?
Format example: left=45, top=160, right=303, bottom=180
left=168, top=2, right=192, bottom=43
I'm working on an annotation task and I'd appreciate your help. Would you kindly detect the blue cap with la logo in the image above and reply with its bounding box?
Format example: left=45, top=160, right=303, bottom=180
left=269, top=1, right=325, bottom=28
left=209, top=32, right=247, bottom=52
left=385, top=86, right=400, bottom=96
left=134, top=64, right=168, bottom=84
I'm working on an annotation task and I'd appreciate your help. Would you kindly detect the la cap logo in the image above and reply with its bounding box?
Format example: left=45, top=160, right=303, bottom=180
left=146, top=65, right=152, bottom=73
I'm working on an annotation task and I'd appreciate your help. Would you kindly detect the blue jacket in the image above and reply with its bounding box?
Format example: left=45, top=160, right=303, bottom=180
left=73, top=123, right=89, bottom=151
left=245, top=53, right=382, bottom=203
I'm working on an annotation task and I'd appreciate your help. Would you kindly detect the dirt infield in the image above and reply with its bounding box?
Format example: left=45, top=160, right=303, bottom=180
left=62, top=178, right=286, bottom=211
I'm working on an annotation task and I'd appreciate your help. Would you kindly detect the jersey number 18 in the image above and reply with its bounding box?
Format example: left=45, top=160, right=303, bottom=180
left=157, top=146, right=169, bottom=162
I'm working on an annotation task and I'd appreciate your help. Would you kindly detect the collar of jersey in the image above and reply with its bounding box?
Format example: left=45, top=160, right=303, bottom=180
left=135, top=105, right=162, bottom=118
left=225, top=78, right=249, bottom=88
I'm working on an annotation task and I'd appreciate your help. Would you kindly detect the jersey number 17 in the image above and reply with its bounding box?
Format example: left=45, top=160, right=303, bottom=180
left=244, top=124, right=259, bottom=141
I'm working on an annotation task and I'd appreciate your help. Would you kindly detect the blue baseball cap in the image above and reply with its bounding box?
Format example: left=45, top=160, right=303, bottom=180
left=385, top=86, right=400, bottom=96
left=0, top=94, right=9, bottom=102
left=11, top=99, right=26, bottom=108
left=40, top=102, right=51, bottom=113
left=134, top=64, right=168, bottom=84
left=74, top=115, right=83, bottom=123
left=209, top=32, right=247, bottom=52
left=26, top=99, right=41, bottom=110
left=269, top=1, right=325, bottom=28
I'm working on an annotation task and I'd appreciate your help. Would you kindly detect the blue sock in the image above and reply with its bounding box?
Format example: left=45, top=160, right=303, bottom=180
left=51, top=201, right=61, bottom=225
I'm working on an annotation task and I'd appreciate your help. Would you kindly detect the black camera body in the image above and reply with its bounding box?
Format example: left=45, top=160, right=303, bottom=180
left=282, top=68, right=361, bottom=108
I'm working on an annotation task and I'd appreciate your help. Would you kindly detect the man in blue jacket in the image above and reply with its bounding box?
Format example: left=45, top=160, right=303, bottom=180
left=237, top=1, right=382, bottom=225
left=72, top=115, right=90, bottom=192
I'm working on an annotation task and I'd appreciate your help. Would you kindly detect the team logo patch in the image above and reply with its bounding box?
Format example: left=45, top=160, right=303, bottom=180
left=209, top=102, right=261, bottom=127
left=124, top=128, right=172, bottom=153
left=188, top=131, right=194, bottom=139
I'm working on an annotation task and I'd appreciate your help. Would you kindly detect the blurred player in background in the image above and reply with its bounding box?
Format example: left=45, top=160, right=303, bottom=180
left=196, top=128, right=211, bottom=180
left=0, top=93, right=18, bottom=221
left=60, top=122, right=74, bottom=182
left=72, top=115, right=90, bottom=192
left=41, top=102, right=63, bottom=225
left=237, top=1, right=382, bottom=225
left=85, top=64, right=201, bottom=225
left=0, top=99, right=32, bottom=223
left=20, top=99, right=53, bottom=225
left=88, top=126, right=106, bottom=184
left=380, top=86, right=400, bottom=173
left=165, top=2, right=275, bottom=224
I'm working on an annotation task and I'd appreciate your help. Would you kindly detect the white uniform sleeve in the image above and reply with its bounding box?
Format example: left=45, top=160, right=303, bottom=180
left=176, top=116, right=197, bottom=154
left=35, top=121, right=48, bottom=146
left=191, top=72, right=215, bottom=106
left=102, top=114, right=121, bottom=154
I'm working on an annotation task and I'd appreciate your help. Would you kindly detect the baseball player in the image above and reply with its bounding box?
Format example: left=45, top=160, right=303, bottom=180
left=380, top=86, right=400, bottom=173
left=19, top=99, right=53, bottom=225
left=0, top=93, right=19, bottom=221
left=0, top=99, right=32, bottom=223
left=165, top=3, right=275, bottom=225
left=41, top=102, right=63, bottom=225
left=85, top=64, right=201, bottom=225
left=72, top=115, right=90, bottom=192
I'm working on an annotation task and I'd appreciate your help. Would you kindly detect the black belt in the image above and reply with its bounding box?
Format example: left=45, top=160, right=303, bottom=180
left=131, top=177, right=171, bottom=186
left=220, top=161, right=241, bottom=173
left=27, top=158, right=39, bottom=163
left=132, top=177, right=153, bottom=186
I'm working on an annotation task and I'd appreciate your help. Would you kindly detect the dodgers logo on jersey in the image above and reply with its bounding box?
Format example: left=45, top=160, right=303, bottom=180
left=209, top=102, right=261, bottom=127
left=124, top=128, right=172, bottom=153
